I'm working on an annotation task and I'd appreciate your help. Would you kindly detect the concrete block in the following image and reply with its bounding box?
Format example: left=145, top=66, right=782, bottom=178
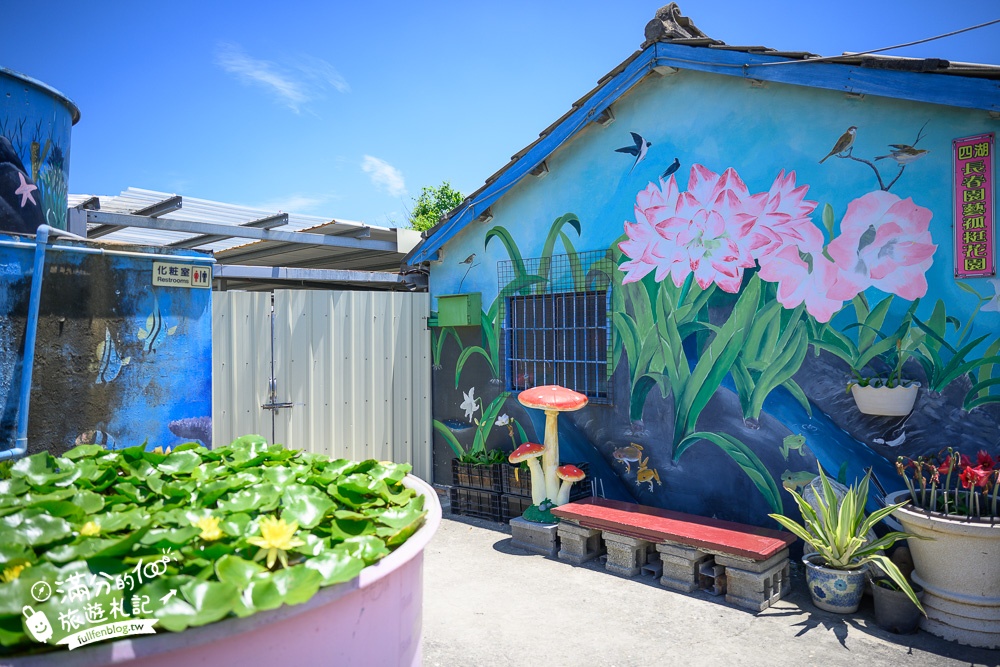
left=602, top=532, right=651, bottom=577
left=510, top=517, right=560, bottom=558
left=656, top=542, right=710, bottom=593
left=641, top=558, right=663, bottom=578
left=557, top=522, right=604, bottom=565
left=723, top=552, right=791, bottom=612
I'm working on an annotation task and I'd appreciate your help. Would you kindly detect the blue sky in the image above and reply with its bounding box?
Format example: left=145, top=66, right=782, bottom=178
left=4, top=1, right=998, bottom=228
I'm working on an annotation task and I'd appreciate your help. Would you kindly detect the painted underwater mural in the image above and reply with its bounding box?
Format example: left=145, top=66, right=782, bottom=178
left=426, top=67, right=1000, bottom=529
left=0, top=238, right=213, bottom=456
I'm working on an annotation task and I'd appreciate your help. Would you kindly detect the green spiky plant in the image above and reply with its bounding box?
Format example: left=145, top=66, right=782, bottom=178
left=768, top=466, right=924, bottom=615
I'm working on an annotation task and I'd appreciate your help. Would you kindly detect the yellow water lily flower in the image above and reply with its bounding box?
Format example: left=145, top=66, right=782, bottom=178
left=247, top=516, right=305, bottom=569
left=194, top=516, right=223, bottom=541
left=0, top=562, right=30, bottom=583
left=80, top=521, right=101, bottom=536
left=152, top=445, right=172, bottom=455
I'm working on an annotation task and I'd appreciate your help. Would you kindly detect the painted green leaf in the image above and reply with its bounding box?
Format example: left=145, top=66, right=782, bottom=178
left=673, top=276, right=759, bottom=445
left=485, top=225, right=528, bottom=281
left=822, top=203, right=835, bottom=241
left=674, top=431, right=783, bottom=514
left=471, top=392, right=511, bottom=455
left=432, top=420, right=466, bottom=458
left=748, top=324, right=808, bottom=419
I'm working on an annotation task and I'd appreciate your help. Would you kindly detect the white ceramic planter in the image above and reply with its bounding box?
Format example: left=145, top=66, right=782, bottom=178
left=850, top=383, right=919, bottom=416
left=4, top=475, right=443, bottom=667
left=887, top=490, right=1000, bottom=648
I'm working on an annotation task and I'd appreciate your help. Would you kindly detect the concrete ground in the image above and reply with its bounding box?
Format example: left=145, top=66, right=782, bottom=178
left=422, top=512, right=999, bottom=667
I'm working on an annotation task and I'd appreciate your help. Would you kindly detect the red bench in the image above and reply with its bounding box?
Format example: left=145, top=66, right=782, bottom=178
left=552, top=497, right=796, bottom=612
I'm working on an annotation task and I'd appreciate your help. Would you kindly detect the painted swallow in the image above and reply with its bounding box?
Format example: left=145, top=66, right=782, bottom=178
left=875, top=144, right=929, bottom=164
left=819, top=126, right=857, bottom=163
left=660, top=157, right=680, bottom=180
left=615, top=132, right=652, bottom=173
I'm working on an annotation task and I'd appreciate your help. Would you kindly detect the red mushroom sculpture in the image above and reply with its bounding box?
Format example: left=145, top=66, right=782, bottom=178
left=508, top=442, right=546, bottom=506
left=517, top=385, right=588, bottom=503
left=555, top=464, right=586, bottom=506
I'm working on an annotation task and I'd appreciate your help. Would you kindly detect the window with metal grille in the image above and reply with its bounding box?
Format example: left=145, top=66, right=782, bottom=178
left=498, top=250, right=612, bottom=403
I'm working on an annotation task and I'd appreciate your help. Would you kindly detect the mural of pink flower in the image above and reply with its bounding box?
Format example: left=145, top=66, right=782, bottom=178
left=741, top=170, right=822, bottom=258
left=757, top=245, right=845, bottom=322
left=827, top=191, right=935, bottom=300
left=618, top=164, right=756, bottom=292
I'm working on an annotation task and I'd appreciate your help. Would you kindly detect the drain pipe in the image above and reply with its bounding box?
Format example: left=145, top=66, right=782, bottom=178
left=0, top=225, right=53, bottom=462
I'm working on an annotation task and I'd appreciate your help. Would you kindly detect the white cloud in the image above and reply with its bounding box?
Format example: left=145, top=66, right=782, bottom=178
left=215, top=42, right=348, bottom=113
left=361, top=156, right=407, bottom=197
left=251, top=193, right=335, bottom=215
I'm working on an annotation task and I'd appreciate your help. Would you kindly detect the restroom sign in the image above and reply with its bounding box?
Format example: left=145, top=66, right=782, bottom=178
left=153, top=262, right=212, bottom=288
left=954, top=132, right=995, bottom=278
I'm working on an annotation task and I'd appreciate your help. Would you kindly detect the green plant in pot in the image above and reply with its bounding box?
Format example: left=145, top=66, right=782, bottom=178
left=768, top=466, right=924, bottom=615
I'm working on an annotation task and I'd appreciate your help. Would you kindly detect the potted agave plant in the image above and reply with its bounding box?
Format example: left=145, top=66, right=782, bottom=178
left=888, top=448, right=1000, bottom=648
left=769, top=466, right=923, bottom=615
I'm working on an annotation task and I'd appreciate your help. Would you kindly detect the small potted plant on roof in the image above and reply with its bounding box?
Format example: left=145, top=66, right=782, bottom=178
left=768, top=466, right=923, bottom=615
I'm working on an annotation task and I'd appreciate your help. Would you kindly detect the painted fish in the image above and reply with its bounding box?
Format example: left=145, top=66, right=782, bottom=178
left=75, top=429, right=116, bottom=449
left=780, top=434, right=807, bottom=461
left=95, top=326, right=130, bottom=384
left=613, top=443, right=643, bottom=473
left=781, top=469, right=817, bottom=493
left=138, top=293, right=177, bottom=353
left=168, top=416, right=212, bottom=447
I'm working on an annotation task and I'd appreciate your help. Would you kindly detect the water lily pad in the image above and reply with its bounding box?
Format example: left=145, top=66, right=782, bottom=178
left=281, top=484, right=334, bottom=529
left=215, top=554, right=266, bottom=588
left=157, top=450, right=203, bottom=476
left=303, top=550, right=365, bottom=586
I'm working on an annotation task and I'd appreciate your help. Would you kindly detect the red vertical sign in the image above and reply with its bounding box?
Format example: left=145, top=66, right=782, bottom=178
left=954, top=132, right=995, bottom=278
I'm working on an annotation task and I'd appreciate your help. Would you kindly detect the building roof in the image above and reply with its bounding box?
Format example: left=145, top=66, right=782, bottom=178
left=69, top=188, right=421, bottom=285
left=405, top=3, right=1000, bottom=267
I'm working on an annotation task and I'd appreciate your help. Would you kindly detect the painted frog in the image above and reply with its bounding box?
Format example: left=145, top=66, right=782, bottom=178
left=613, top=443, right=643, bottom=473
left=635, top=456, right=661, bottom=492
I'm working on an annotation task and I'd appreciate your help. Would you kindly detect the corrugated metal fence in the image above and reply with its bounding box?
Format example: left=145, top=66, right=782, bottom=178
left=213, top=290, right=432, bottom=481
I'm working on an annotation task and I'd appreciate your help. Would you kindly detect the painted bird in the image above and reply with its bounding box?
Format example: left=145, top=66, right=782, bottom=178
left=819, top=126, right=857, bottom=163
left=615, top=132, right=652, bottom=173
left=459, top=253, right=476, bottom=265
left=660, top=157, right=680, bottom=180
left=875, top=144, right=929, bottom=165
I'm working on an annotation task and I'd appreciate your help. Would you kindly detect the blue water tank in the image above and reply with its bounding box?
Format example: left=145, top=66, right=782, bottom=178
left=0, top=67, right=80, bottom=232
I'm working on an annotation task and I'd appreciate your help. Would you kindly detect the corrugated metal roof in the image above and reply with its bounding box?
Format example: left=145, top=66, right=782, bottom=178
left=68, top=188, right=421, bottom=280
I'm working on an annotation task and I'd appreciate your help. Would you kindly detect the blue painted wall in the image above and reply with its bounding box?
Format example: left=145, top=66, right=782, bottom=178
left=428, top=66, right=1000, bottom=527
left=0, top=236, right=213, bottom=455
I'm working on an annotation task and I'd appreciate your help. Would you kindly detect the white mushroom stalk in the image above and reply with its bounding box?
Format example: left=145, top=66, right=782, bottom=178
left=508, top=442, right=546, bottom=506
left=517, top=385, right=589, bottom=502
left=555, top=464, right=586, bottom=506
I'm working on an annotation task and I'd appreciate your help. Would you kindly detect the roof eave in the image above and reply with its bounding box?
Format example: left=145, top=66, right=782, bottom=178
left=405, top=41, right=1000, bottom=267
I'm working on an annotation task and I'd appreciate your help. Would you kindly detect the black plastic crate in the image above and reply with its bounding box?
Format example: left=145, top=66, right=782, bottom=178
left=501, top=485, right=594, bottom=523
left=451, top=459, right=503, bottom=492
left=449, top=487, right=504, bottom=522
left=501, top=462, right=590, bottom=497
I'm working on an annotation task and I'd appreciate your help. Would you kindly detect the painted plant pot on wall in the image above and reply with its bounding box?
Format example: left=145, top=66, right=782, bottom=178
left=849, top=381, right=920, bottom=416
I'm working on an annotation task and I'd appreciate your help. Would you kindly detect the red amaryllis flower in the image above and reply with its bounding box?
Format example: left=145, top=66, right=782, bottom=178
left=937, top=459, right=954, bottom=476
left=959, top=465, right=991, bottom=489
left=976, top=450, right=996, bottom=471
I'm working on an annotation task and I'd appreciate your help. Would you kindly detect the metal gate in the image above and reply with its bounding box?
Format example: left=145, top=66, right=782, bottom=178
left=212, top=290, right=432, bottom=480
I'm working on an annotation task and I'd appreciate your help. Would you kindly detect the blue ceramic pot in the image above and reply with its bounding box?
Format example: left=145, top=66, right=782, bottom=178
left=803, top=553, right=868, bottom=614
